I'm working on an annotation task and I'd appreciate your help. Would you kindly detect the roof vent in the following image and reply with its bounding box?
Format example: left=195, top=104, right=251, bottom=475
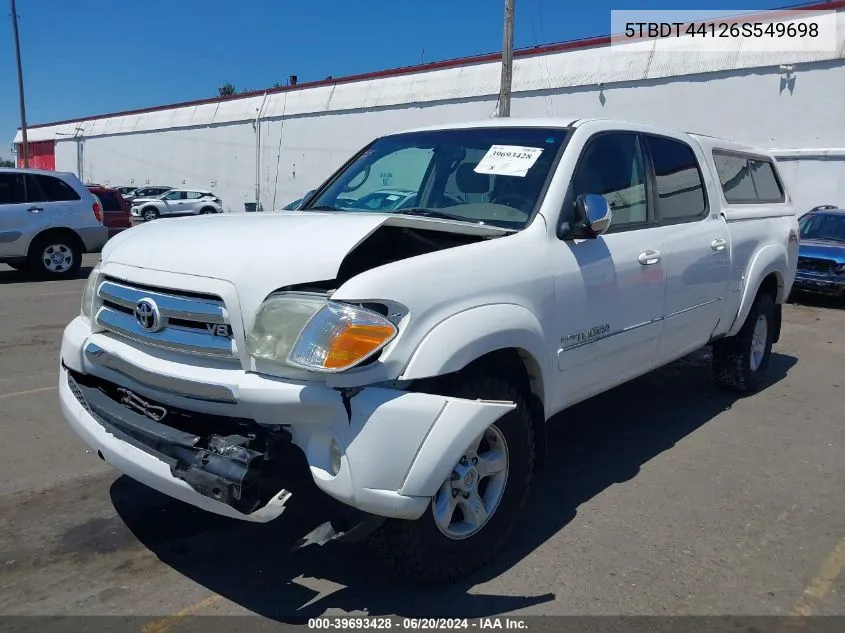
left=289, top=75, right=298, bottom=86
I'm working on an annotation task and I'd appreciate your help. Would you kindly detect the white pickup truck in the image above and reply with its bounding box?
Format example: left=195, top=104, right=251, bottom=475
left=59, top=117, right=799, bottom=583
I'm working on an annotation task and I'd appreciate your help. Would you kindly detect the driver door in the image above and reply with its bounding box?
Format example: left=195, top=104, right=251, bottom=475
left=550, top=131, right=669, bottom=409
left=160, top=190, right=185, bottom=215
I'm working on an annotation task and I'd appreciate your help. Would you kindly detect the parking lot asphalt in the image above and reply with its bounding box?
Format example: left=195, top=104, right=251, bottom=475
left=0, top=254, right=843, bottom=623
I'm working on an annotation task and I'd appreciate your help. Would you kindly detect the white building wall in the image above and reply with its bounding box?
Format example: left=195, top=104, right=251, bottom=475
left=17, top=7, right=845, bottom=214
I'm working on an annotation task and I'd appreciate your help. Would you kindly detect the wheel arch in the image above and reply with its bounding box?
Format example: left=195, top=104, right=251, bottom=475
left=27, top=226, right=85, bottom=255
left=399, top=304, right=551, bottom=470
left=726, top=245, right=787, bottom=339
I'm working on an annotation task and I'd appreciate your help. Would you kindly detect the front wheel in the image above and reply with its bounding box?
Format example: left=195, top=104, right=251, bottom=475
left=143, top=208, right=159, bottom=222
left=368, top=371, right=535, bottom=584
left=712, top=291, right=775, bottom=393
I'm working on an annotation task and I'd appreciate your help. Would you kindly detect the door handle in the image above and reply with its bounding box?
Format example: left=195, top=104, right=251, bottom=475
left=711, top=238, right=727, bottom=252
left=27, top=206, right=43, bottom=213
left=638, top=250, right=662, bottom=266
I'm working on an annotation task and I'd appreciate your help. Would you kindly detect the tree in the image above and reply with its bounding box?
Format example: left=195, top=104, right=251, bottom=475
left=218, top=82, right=236, bottom=97
left=0, top=159, right=14, bottom=167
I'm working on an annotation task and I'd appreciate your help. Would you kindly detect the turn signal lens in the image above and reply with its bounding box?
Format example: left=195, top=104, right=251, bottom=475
left=287, top=302, right=397, bottom=372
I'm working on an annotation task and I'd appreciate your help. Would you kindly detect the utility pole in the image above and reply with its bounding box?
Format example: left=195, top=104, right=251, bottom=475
left=10, top=0, right=29, bottom=167
left=498, top=0, right=515, bottom=117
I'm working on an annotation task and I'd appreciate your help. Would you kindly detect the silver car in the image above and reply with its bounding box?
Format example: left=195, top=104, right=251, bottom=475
left=0, top=168, right=108, bottom=279
left=130, top=189, right=224, bottom=221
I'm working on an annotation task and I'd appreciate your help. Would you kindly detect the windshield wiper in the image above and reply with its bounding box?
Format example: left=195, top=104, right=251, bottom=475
left=389, top=208, right=485, bottom=224
left=306, top=205, right=343, bottom=212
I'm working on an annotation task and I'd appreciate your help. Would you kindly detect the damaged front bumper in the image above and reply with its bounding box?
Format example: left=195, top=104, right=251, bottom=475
left=59, top=317, right=515, bottom=523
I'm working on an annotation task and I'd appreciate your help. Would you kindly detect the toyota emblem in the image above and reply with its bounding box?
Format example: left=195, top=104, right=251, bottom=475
left=134, top=298, right=162, bottom=332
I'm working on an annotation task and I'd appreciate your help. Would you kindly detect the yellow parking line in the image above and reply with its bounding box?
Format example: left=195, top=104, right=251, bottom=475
left=0, top=385, right=56, bottom=401
left=141, top=595, right=223, bottom=633
left=789, top=533, right=845, bottom=617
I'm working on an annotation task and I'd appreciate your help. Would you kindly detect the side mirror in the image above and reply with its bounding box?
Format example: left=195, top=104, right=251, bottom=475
left=573, top=193, right=612, bottom=238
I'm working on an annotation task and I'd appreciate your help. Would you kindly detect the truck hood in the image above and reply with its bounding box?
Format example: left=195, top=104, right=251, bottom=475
left=799, top=239, right=845, bottom=264
left=101, top=211, right=510, bottom=307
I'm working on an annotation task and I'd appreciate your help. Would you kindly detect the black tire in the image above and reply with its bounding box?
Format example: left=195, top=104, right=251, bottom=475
left=142, top=207, right=159, bottom=221
left=368, top=367, right=535, bottom=584
left=712, top=291, right=776, bottom=393
left=199, top=207, right=216, bottom=214
left=27, top=233, right=82, bottom=280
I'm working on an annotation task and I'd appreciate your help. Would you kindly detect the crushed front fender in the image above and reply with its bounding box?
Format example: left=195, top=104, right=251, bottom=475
left=302, top=387, right=516, bottom=519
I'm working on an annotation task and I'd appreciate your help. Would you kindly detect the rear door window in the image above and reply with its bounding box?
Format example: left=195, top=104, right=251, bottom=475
left=645, top=135, right=707, bottom=222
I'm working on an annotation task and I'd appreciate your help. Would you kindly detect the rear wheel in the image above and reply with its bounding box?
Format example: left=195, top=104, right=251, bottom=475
left=27, top=234, right=82, bottom=280
left=368, top=366, right=535, bottom=584
left=713, top=291, right=776, bottom=393
left=142, top=207, right=159, bottom=222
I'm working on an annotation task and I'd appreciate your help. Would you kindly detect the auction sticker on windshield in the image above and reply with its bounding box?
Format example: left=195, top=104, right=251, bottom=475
left=474, top=145, right=544, bottom=177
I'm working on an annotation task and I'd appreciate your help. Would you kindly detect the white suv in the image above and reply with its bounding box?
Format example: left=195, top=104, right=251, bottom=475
left=131, top=189, right=223, bottom=221
left=0, top=168, right=108, bottom=279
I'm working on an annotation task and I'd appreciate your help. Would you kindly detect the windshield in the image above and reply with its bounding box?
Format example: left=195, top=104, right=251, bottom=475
left=303, top=126, right=570, bottom=229
left=800, top=212, right=845, bottom=242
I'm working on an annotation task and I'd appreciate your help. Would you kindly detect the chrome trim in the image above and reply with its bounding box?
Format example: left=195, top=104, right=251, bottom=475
left=665, top=297, right=722, bottom=320
left=638, top=250, right=662, bottom=266
left=84, top=343, right=236, bottom=403
left=559, top=298, right=723, bottom=353
left=559, top=317, right=662, bottom=352
left=99, top=281, right=227, bottom=324
left=96, top=307, right=235, bottom=357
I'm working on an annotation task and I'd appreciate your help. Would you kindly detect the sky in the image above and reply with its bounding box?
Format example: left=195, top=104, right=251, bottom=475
left=0, top=0, right=799, bottom=160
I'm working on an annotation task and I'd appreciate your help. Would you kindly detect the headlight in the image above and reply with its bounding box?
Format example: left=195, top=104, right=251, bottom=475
left=835, top=264, right=845, bottom=275
left=80, top=263, right=101, bottom=321
left=246, top=295, right=397, bottom=373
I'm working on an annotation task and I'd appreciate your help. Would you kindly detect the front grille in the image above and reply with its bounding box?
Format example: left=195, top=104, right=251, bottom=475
left=797, top=257, right=835, bottom=273
left=95, top=278, right=236, bottom=358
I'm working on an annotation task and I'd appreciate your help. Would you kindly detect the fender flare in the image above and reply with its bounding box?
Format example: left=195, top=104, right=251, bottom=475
left=726, top=244, right=787, bottom=338
left=399, top=303, right=551, bottom=416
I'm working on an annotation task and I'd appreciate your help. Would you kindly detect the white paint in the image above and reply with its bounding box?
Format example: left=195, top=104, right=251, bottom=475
left=58, top=117, right=798, bottom=526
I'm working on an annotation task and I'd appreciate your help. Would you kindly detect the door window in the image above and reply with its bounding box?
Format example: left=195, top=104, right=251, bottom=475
left=186, top=191, right=204, bottom=199
left=34, top=175, right=80, bottom=201
left=0, top=173, right=45, bottom=204
left=645, top=135, right=707, bottom=222
left=163, top=191, right=185, bottom=201
left=571, top=133, right=649, bottom=228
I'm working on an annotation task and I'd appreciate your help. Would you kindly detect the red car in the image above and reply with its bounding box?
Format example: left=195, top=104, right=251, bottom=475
left=86, top=184, right=133, bottom=239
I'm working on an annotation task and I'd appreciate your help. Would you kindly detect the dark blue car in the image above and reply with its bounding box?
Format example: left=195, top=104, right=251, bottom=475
left=793, top=206, right=845, bottom=298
